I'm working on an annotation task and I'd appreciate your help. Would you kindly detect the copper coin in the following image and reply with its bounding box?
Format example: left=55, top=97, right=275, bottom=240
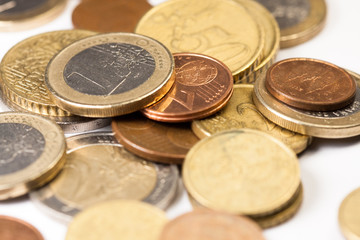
left=265, top=58, right=356, bottom=111
left=142, top=53, right=233, bottom=122
left=112, top=113, right=199, bottom=164
left=72, top=0, right=152, bottom=33
left=159, top=209, right=265, bottom=240
left=0, top=215, right=44, bottom=240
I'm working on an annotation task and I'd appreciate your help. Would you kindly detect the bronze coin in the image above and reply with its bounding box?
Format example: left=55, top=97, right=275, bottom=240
left=0, top=215, right=44, bottom=240
left=265, top=58, right=356, bottom=111
left=72, top=0, right=152, bottom=33
left=112, top=113, right=199, bottom=164
left=159, top=209, right=265, bottom=240
left=142, top=53, right=233, bottom=122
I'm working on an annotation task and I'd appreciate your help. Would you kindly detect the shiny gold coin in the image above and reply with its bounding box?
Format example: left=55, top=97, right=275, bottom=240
left=183, top=129, right=300, bottom=216
left=135, top=0, right=265, bottom=80
left=192, top=85, right=311, bottom=154
left=0, top=112, right=66, bottom=200
left=45, top=32, right=175, bottom=117
left=339, top=187, right=360, bottom=240
left=66, top=200, right=168, bottom=240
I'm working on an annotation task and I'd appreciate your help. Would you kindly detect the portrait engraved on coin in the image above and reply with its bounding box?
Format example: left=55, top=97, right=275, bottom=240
left=63, top=43, right=156, bottom=96
left=0, top=123, right=45, bottom=175
left=0, top=0, right=47, bottom=15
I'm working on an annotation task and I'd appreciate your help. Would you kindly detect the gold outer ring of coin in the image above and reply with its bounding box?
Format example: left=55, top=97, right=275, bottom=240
left=45, top=32, right=175, bottom=118
left=280, top=0, right=327, bottom=48
left=0, top=112, right=66, bottom=200
left=338, top=187, right=360, bottom=240
left=66, top=200, right=168, bottom=240
left=0, top=0, right=67, bottom=31
left=253, top=70, right=360, bottom=138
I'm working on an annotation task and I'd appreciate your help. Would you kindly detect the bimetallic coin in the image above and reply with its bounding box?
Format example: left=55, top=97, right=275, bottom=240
left=112, top=113, right=199, bottom=164
left=30, top=132, right=178, bottom=222
left=135, top=0, right=265, bottom=80
left=159, top=209, right=265, bottom=240
left=339, top=187, right=360, bottom=240
left=142, top=53, right=233, bottom=122
left=0, top=215, right=44, bottom=240
left=66, top=200, right=168, bottom=240
left=45, top=33, right=175, bottom=117
left=192, top=85, right=311, bottom=154
left=0, top=112, right=66, bottom=200
left=253, top=70, right=360, bottom=138
left=266, top=58, right=356, bottom=111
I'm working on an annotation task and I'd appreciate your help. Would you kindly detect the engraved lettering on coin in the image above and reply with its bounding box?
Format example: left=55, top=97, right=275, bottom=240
left=63, top=43, right=156, bottom=96
left=176, top=60, right=217, bottom=86
left=0, top=0, right=47, bottom=15
left=0, top=123, right=45, bottom=175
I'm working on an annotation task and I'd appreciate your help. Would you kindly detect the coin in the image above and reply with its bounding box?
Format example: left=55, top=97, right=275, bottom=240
left=66, top=200, right=168, bottom=240
left=30, top=131, right=178, bottom=222
left=0, top=0, right=66, bottom=31
left=45, top=32, right=175, bottom=118
left=182, top=129, right=300, bottom=216
left=265, top=58, right=356, bottom=111
left=0, top=112, right=66, bottom=200
left=253, top=70, right=360, bottom=138
left=112, top=113, right=199, bottom=164
left=72, top=0, right=152, bottom=33
left=135, top=0, right=265, bottom=80
left=339, top=187, right=360, bottom=240
left=0, top=215, right=44, bottom=240
left=159, top=209, right=265, bottom=240
left=142, top=53, right=233, bottom=122
left=192, top=85, right=311, bottom=154
left=255, top=0, right=327, bottom=48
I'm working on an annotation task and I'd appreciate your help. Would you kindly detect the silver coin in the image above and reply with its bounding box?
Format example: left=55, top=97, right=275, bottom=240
left=30, top=131, right=178, bottom=222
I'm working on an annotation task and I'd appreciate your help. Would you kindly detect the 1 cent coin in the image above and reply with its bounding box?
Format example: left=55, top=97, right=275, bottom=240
left=266, top=58, right=356, bottom=111
left=0, top=215, right=44, bottom=240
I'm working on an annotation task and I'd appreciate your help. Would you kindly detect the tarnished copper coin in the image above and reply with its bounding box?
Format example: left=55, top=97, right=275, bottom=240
left=266, top=58, right=356, bottom=111
left=112, top=113, right=199, bottom=164
left=72, top=0, right=152, bottom=33
left=159, top=209, right=265, bottom=240
left=0, top=215, right=44, bottom=240
left=142, top=53, right=233, bottom=122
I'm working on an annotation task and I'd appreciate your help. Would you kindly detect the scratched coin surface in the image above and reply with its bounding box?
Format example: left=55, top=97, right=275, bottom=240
left=338, top=187, right=360, bottom=240
left=0, top=112, right=66, bottom=200
left=45, top=32, right=175, bottom=117
left=30, top=132, right=178, bottom=222
left=159, top=209, right=265, bottom=240
left=192, top=85, right=311, bottom=154
left=135, top=0, right=264, bottom=80
left=183, top=129, right=300, bottom=216
left=142, top=53, right=233, bottom=122
left=72, top=0, right=152, bottom=33
left=0, top=0, right=66, bottom=31
left=253, top=70, right=360, bottom=138
left=112, top=113, right=199, bottom=164
left=266, top=58, right=356, bottom=111
left=0, top=215, right=44, bottom=240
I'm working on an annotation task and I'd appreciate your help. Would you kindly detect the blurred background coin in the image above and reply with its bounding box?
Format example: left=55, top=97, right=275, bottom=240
left=0, top=215, right=44, bottom=240
left=338, top=187, right=360, bottom=240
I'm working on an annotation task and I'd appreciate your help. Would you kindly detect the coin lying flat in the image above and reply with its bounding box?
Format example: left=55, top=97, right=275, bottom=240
left=0, top=112, right=66, bottom=200
left=45, top=32, right=175, bottom=118
left=339, top=187, right=360, bottom=240
left=30, top=132, right=178, bottom=222
left=159, top=209, right=265, bottom=240
left=66, top=200, right=168, bottom=240
left=0, top=215, right=44, bottom=240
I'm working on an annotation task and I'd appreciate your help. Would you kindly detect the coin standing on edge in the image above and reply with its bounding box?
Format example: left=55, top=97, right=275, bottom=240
left=142, top=53, right=233, bottom=122
left=30, top=132, right=178, bottom=222
left=45, top=32, right=175, bottom=118
left=0, top=112, right=66, bottom=200
left=0, top=215, right=44, bottom=240
left=339, top=187, right=360, bottom=240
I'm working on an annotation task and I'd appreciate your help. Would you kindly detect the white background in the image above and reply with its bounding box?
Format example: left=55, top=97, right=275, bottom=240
left=0, top=0, right=360, bottom=239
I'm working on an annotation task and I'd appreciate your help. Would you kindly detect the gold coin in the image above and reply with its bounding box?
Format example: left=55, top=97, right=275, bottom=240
left=183, top=129, right=300, bottom=216
left=45, top=32, right=175, bottom=117
left=339, top=187, right=360, bottom=240
left=0, top=0, right=67, bottom=31
left=66, top=200, right=168, bottom=240
left=135, top=0, right=265, bottom=80
left=253, top=70, right=360, bottom=138
left=0, top=112, right=66, bottom=200
left=192, top=85, right=311, bottom=154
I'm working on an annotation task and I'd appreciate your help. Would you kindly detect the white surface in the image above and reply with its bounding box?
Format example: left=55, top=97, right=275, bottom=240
left=0, top=0, right=360, bottom=239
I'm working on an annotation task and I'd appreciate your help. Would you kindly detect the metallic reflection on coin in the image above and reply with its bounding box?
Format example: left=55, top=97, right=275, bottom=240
left=339, top=187, right=360, bottom=240
left=30, top=132, right=178, bottom=222
left=0, top=215, right=44, bottom=240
